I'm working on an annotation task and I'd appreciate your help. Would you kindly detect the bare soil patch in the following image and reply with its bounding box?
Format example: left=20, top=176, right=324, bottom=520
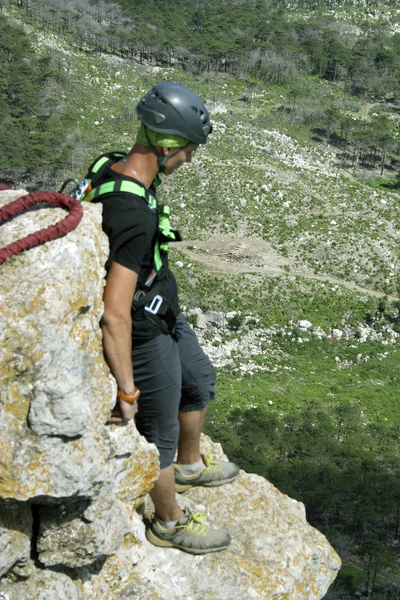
left=174, top=234, right=398, bottom=301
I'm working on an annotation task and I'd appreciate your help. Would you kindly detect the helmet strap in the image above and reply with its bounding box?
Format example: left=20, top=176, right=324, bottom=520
left=143, top=127, right=189, bottom=172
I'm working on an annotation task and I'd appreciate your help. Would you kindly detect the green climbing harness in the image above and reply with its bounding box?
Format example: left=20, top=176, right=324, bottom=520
left=60, top=151, right=178, bottom=272
left=60, top=152, right=180, bottom=334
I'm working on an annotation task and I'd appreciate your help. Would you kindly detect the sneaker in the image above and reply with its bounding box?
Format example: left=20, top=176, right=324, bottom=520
left=174, top=451, right=240, bottom=493
left=146, top=507, right=231, bottom=554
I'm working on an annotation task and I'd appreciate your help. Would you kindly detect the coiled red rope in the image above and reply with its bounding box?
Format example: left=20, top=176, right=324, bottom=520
left=0, top=191, right=83, bottom=265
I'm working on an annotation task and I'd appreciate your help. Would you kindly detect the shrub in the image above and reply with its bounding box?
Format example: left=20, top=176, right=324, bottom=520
left=187, top=314, right=198, bottom=328
left=227, top=313, right=244, bottom=331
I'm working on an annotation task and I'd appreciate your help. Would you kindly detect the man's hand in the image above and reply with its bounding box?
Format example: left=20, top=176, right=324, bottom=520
left=107, top=399, right=138, bottom=423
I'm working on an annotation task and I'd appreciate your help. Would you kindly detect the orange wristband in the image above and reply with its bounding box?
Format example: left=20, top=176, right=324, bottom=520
left=117, top=388, right=140, bottom=404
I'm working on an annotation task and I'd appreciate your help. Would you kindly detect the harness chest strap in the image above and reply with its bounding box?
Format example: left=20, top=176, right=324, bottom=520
left=86, top=178, right=178, bottom=272
left=80, top=155, right=180, bottom=335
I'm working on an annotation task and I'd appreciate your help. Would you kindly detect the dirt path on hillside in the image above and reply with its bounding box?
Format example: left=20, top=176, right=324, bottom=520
left=173, top=235, right=398, bottom=301
left=360, top=102, right=379, bottom=120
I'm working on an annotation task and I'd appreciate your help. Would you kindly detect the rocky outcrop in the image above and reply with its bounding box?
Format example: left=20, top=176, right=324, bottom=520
left=0, top=190, right=340, bottom=599
left=0, top=189, right=159, bottom=576
left=185, top=308, right=399, bottom=376
left=110, top=437, right=341, bottom=600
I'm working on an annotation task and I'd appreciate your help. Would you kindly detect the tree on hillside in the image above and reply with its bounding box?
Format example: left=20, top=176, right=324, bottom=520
left=358, top=539, right=395, bottom=600
left=370, top=114, right=395, bottom=175
left=0, top=14, right=73, bottom=185
left=323, top=34, right=351, bottom=82
left=287, top=78, right=309, bottom=119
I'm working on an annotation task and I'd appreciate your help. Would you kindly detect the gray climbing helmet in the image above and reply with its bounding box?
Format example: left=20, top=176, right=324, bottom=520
left=136, top=82, right=212, bottom=145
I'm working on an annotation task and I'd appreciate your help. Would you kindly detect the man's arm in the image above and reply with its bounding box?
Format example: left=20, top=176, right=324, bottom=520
left=102, top=261, right=138, bottom=422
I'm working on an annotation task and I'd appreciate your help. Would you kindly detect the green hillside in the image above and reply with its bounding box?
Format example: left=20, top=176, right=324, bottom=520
left=1, top=1, right=400, bottom=597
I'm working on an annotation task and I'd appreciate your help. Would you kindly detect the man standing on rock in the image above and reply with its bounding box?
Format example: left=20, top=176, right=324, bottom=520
left=91, top=82, right=239, bottom=554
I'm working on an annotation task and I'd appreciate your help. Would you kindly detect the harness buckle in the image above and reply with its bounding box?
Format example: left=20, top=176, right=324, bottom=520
left=144, top=294, right=163, bottom=315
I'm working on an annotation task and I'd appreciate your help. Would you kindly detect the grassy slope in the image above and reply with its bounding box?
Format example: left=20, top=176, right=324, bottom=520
left=6, top=8, right=400, bottom=295
left=12, top=0, right=398, bottom=447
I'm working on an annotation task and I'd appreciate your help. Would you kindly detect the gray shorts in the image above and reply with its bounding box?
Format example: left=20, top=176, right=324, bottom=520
left=132, top=315, right=216, bottom=469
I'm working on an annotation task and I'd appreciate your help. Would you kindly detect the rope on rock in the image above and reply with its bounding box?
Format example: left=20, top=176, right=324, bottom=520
left=0, top=191, right=83, bottom=265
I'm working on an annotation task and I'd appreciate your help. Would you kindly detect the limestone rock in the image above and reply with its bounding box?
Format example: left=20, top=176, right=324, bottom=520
left=85, top=438, right=340, bottom=600
left=37, top=493, right=130, bottom=568
left=0, top=569, right=80, bottom=600
left=331, top=328, right=344, bottom=339
left=185, top=309, right=228, bottom=331
left=0, top=189, right=160, bottom=574
left=0, top=502, right=32, bottom=578
left=298, top=320, right=313, bottom=329
left=204, top=310, right=226, bottom=329
left=0, top=190, right=339, bottom=599
left=29, top=373, right=92, bottom=437
left=0, top=189, right=114, bottom=500
left=35, top=424, right=159, bottom=569
left=0, top=191, right=159, bottom=505
left=106, top=424, right=159, bottom=509
left=186, top=308, right=208, bottom=330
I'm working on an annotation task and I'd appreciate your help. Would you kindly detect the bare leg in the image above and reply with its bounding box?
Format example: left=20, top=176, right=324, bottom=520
left=150, top=465, right=182, bottom=522
left=176, top=406, right=207, bottom=465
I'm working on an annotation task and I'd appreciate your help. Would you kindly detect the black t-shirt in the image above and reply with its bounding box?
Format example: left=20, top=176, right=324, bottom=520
left=94, top=165, right=180, bottom=340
